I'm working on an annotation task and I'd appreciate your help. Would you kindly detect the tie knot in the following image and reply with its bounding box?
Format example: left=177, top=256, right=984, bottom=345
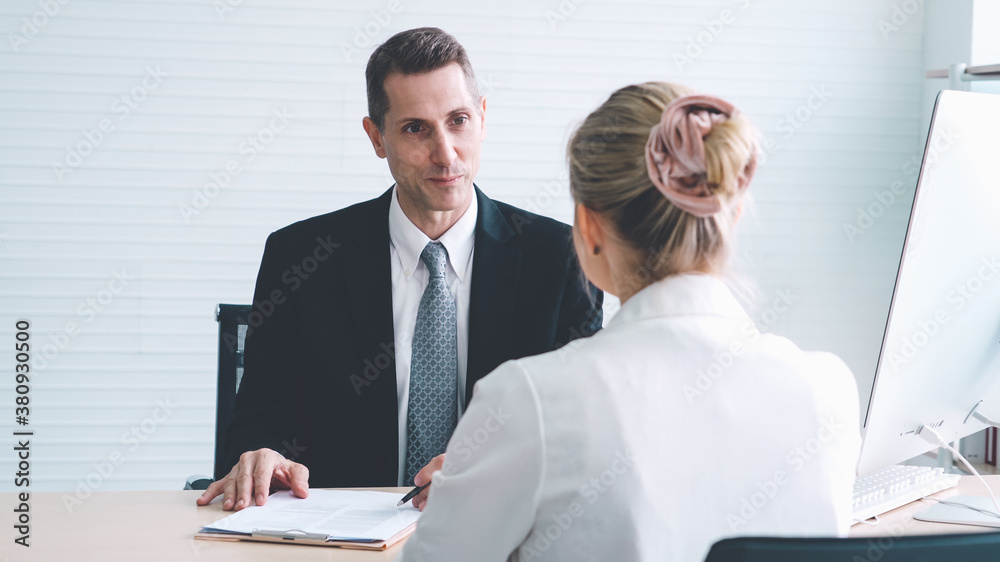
left=420, top=242, right=449, bottom=279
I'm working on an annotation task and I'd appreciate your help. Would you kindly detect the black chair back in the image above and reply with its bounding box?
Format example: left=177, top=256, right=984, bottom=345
left=214, top=303, right=252, bottom=481
left=704, top=532, right=1000, bottom=562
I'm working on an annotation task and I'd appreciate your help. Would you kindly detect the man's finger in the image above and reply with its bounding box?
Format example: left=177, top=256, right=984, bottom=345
left=196, top=479, right=224, bottom=506
left=271, top=460, right=310, bottom=498
left=222, top=475, right=237, bottom=511
left=235, top=460, right=255, bottom=511
left=286, top=462, right=310, bottom=499
left=252, top=454, right=276, bottom=507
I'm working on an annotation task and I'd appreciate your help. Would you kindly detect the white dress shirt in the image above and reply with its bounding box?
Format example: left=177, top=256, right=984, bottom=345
left=397, top=273, right=861, bottom=562
left=389, top=187, right=478, bottom=486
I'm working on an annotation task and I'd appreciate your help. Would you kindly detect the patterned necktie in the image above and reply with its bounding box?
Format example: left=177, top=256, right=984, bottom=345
left=404, top=241, right=458, bottom=485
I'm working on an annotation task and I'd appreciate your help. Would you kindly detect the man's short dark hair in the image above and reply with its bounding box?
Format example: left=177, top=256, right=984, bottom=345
left=365, top=27, right=480, bottom=131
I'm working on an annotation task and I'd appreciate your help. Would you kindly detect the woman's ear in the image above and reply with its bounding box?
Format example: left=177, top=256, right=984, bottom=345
left=575, top=203, right=605, bottom=255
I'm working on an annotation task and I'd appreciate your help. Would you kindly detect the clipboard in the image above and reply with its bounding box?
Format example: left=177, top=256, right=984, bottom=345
left=194, top=523, right=416, bottom=550
left=196, top=489, right=421, bottom=550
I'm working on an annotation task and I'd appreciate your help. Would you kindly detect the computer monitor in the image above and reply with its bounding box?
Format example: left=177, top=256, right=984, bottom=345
left=856, top=89, right=1000, bottom=477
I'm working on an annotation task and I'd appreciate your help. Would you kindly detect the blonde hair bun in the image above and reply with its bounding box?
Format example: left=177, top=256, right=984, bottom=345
left=568, top=82, right=756, bottom=286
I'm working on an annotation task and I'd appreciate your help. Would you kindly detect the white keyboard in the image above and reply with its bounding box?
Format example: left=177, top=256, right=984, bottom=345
left=852, top=465, right=961, bottom=522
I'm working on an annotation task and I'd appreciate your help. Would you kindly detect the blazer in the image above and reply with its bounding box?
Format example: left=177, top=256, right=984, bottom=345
left=398, top=274, right=861, bottom=562
left=225, top=186, right=604, bottom=487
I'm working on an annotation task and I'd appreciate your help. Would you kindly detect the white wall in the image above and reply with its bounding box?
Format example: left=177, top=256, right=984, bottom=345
left=972, top=0, right=1000, bottom=66
left=971, top=0, right=1000, bottom=96
left=0, top=0, right=930, bottom=491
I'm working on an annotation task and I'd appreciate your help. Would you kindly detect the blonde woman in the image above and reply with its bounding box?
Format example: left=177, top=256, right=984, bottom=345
left=397, top=83, right=860, bottom=562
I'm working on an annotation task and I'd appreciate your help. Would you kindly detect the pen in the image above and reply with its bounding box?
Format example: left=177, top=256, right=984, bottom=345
left=397, top=484, right=429, bottom=506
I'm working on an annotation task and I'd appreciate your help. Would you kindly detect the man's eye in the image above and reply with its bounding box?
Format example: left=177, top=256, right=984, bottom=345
left=404, top=124, right=422, bottom=134
left=453, top=116, right=468, bottom=125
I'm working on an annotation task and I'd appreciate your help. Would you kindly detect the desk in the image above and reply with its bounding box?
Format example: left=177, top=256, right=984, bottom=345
left=1, top=487, right=410, bottom=561
left=4, top=477, right=1000, bottom=560
left=850, top=474, right=1000, bottom=538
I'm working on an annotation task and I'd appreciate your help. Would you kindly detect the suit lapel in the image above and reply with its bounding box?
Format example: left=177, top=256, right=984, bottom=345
left=337, top=186, right=521, bottom=475
left=340, top=188, right=398, bottom=479
left=466, top=186, right=522, bottom=405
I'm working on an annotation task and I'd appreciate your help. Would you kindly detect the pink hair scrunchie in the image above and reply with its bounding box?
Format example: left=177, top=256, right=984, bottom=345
left=644, top=94, right=756, bottom=217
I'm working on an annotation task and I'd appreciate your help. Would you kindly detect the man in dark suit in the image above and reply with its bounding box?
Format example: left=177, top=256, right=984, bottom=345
left=197, top=27, right=602, bottom=512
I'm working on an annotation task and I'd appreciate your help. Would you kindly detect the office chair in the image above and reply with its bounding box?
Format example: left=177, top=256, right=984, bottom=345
left=185, top=303, right=252, bottom=491
left=703, top=532, right=1000, bottom=562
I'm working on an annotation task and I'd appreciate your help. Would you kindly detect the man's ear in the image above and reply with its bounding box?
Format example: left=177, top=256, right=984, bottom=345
left=575, top=202, right=605, bottom=254
left=479, top=95, right=487, bottom=141
left=362, top=116, right=387, bottom=159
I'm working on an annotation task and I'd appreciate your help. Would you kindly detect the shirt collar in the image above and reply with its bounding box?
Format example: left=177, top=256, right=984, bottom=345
left=608, top=273, right=754, bottom=328
left=388, top=186, right=478, bottom=281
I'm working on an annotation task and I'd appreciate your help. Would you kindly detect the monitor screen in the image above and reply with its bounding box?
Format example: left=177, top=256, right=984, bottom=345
left=857, top=89, right=1000, bottom=476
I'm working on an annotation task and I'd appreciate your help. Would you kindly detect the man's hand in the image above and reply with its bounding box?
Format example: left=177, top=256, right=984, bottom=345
left=410, top=454, right=445, bottom=511
left=195, top=448, right=309, bottom=511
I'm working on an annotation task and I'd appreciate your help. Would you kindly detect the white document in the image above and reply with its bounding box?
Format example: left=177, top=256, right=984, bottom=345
left=202, top=489, right=421, bottom=542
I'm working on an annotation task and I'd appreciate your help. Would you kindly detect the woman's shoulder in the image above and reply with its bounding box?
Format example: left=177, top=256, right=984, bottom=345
left=753, top=333, right=852, bottom=374
left=471, top=342, right=607, bottom=416
left=752, top=333, right=859, bottom=410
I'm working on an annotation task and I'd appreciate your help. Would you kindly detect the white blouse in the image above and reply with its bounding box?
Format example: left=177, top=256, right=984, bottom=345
left=396, top=274, right=861, bottom=562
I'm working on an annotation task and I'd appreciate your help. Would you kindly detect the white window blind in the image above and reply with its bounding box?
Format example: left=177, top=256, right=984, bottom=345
left=1, top=0, right=926, bottom=491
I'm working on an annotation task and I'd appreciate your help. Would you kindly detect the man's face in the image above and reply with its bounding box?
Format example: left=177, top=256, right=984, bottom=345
left=364, top=63, right=486, bottom=216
